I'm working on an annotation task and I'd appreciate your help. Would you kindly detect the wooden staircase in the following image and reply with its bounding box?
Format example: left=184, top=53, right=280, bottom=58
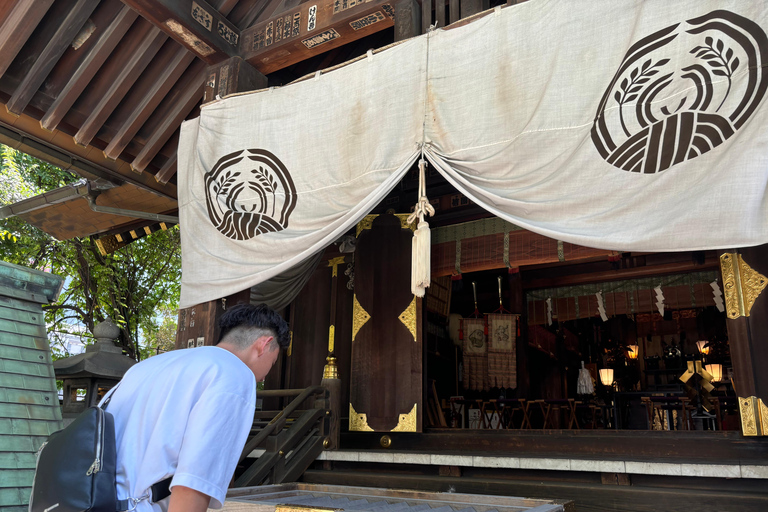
left=234, top=386, right=330, bottom=487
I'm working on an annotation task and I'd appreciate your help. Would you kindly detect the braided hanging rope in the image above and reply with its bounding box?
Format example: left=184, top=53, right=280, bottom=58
left=408, top=155, right=435, bottom=297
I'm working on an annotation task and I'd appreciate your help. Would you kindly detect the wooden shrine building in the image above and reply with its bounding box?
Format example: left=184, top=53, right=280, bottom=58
left=2, top=1, right=768, bottom=511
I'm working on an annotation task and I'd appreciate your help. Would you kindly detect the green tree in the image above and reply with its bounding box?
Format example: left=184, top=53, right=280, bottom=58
left=1, top=144, right=180, bottom=360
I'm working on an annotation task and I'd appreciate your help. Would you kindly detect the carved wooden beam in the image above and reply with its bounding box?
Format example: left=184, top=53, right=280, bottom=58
left=6, top=0, right=100, bottom=116
left=0, top=0, right=55, bottom=78
left=40, top=6, right=138, bottom=132
left=240, top=0, right=397, bottom=75
left=121, top=0, right=240, bottom=63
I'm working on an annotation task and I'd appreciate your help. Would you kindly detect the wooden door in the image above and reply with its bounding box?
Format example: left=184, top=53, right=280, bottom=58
left=349, top=213, right=422, bottom=432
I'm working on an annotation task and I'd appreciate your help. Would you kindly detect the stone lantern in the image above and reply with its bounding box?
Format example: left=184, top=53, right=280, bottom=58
left=53, top=319, right=136, bottom=422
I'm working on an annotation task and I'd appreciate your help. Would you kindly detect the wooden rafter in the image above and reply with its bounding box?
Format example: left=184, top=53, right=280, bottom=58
left=131, top=65, right=207, bottom=173
left=0, top=0, right=55, bottom=78
left=103, top=48, right=195, bottom=160
left=73, top=26, right=167, bottom=147
left=120, top=0, right=240, bottom=64
left=155, top=155, right=177, bottom=185
left=6, top=0, right=101, bottom=116
left=40, top=5, right=138, bottom=132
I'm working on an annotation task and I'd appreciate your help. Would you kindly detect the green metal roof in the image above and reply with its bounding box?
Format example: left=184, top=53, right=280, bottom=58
left=0, top=261, right=63, bottom=510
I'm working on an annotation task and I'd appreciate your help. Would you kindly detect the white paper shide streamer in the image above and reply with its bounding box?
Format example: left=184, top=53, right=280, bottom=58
left=596, top=291, right=608, bottom=322
left=711, top=281, right=725, bottom=313
left=654, top=286, right=665, bottom=316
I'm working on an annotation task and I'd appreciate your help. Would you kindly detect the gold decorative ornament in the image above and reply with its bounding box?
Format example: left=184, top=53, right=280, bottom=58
left=287, top=331, right=293, bottom=357
left=761, top=399, right=768, bottom=434
left=328, top=256, right=345, bottom=277
left=356, top=214, right=415, bottom=237
left=720, top=253, right=767, bottom=319
left=380, top=435, right=392, bottom=448
left=349, top=403, right=374, bottom=431
left=352, top=294, right=370, bottom=341
left=740, top=396, right=760, bottom=436
left=328, top=324, right=335, bottom=353
left=391, top=403, right=418, bottom=432
left=323, top=437, right=330, bottom=449
left=276, top=505, right=342, bottom=512
left=398, top=296, right=417, bottom=342
left=322, top=356, right=339, bottom=379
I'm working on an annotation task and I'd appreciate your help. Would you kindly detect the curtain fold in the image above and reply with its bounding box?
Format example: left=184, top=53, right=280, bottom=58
left=249, top=251, right=325, bottom=311
left=178, top=0, right=768, bottom=308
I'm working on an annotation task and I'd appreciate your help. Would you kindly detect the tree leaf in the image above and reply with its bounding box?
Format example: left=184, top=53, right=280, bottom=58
left=625, top=94, right=638, bottom=102
left=705, top=36, right=713, bottom=46
left=614, top=90, right=622, bottom=102
left=630, top=85, right=643, bottom=94
left=726, top=48, right=733, bottom=61
left=716, top=39, right=724, bottom=52
left=732, top=57, right=740, bottom=72
left=656, top=58, right=670, bottom=67
left=708, top=60, right=725, bottom=67
left=712, top=69, right=729, bottom=77
left=636, top=78, right=650, bottom=85
left=701, top=54, right=717, bottom=60
left=646, top=70, right=659, bottom=76
left=621, top=77, right=629, bottom=91
left=642, top=59, right=651, bottom=71
left=630, top=67, right=638, bottom=80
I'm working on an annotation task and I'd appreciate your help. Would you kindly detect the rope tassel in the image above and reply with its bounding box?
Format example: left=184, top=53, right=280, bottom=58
left=408, top=157, right=435, bottom=297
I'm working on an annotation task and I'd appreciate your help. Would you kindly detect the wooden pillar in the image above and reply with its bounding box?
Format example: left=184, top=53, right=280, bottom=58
left=509, top=269, right=529, bottom=398
left=721, top=244, right=768, bottom=435
left=203, top=55, right=267, bottom=103
left=175, top=288, right=252, bottom=349
left=174, top=57, right=267, bottom=350
left=395, top=0, right=421, bottom=42
left=460, top=0, right=489, bottom=19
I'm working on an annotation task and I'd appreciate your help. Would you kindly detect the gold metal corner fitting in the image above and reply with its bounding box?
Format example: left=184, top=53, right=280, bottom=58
left=356, top=214, right=415, bottom=237
left=391, top=403, right=418, bottom=432
left=349, top=403, right=374, bottom=432
left=398, top=296, right=417, bottom=342
left=720, top=253, right=767, bottom=319
left=276, top=505, right=342, bottom=512
left=739, top=396, right=768, bottom=436
left=352, top=294, right=370, bottom=342
left=328, top=256, right=345, bottom=277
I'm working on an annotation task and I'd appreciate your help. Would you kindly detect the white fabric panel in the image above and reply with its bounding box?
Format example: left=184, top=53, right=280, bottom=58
left=425, top=0, right=768, bottom=252
left=178, top=36, right=427, bottom=308
left=179, top=0, right=768, bottom=308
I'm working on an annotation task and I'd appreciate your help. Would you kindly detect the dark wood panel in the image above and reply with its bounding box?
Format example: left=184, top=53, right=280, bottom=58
left=351, top=214, right=422, bottom=432
left=340, top=429, right=768, bottom=464
left=725, top=243, right=768, bottom=400
left=288, top=263, right=334, bottom=390
left=241, top=0, right=395, bottom=75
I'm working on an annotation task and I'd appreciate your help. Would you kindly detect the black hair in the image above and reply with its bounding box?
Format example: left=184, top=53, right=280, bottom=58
left=216, top=303, right=290, bottom=349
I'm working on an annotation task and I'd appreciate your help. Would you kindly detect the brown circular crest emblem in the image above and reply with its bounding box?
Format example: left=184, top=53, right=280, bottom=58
left=204, top=149, right=297, bottom=240
left=592, top=10, right=768, bottom=173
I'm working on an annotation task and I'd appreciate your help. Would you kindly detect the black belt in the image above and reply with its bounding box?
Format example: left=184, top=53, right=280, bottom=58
left=116, top=476, right=173, bottom=511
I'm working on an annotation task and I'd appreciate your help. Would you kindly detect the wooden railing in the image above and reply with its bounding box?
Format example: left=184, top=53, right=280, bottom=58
left=234, top=386, right=330, bottom=487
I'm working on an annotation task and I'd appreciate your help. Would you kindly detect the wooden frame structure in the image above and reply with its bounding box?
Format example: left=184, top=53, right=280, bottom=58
left=2, top=2, right=768, bottom=511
